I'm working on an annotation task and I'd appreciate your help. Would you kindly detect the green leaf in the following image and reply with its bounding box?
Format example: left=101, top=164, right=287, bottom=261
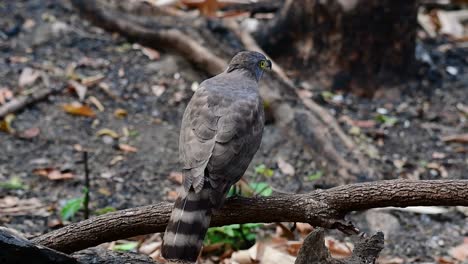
left=112, top=242, right=138, bottom=251
left=0, top=177, right=25, bottom=190
left=60, top=197, right=84, bottom=221
left=375, top=114, right=398, bottom=127
left=307, top=171, right=323, bottom=181
left=254, top=164, right=274, bottom=177
left=249, top=182, right=272, bottom=197
left=94, top=206, right=116, bottom=215
left=321, top=91, right=335, bottom=102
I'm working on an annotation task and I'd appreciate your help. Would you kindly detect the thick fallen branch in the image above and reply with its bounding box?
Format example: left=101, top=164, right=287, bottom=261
left=33, top=179, right=468, bottom=254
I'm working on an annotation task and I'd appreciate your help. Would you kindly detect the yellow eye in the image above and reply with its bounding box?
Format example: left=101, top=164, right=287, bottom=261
left=259, top=60, right=268, bottom=69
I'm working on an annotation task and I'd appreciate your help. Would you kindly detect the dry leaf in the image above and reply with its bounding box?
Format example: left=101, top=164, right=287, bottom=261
left=62, top=103, right=96, bottom=117
left=277, top=157, right=295, bottom=176
left=182, top=0, right=220, bottom=17
left=0, top=88, right=13, bottom=105
left=0, top=114, right=15, bottom=134
left=377, top=256, right=405, bottom=264
left=88, top=96, right=105, bottom=112
left=33, top=168, right=74, bottom=180
left=47, top=218, right=64, bottom=228
left=17, top=127, right=40, bottom=139
left=436, top=256, right=457, bottom=264
left=114, top=108, right=128, bottom=118
left=449, top=237, right=468, bottom=261
left=286, top=241, right=303, bottom=256
left=18, top=67, right=41, bottom=87
left=96, top=128, right=119, bottom=138
left=139, top=241, right=162, bottom=255
left=81, top=74, right=105, bottom=87
left=141, top=47, right=160, bottom=60
left=167, top=190, right=178, bottom=201
left=325, top=237, right=353, bottom=259
left=119, top=143, right=138, bottom=153
left=68, top=80, right=87, bottom=101
left=152, top=85, right=166, bottom=97
left=168, top=172, right=183, bottom=185
left=109, top=155, right=125, bottom=166
left=442, top=134, right=468, bottom=144
left=296, top=223, right=313, bottom=236
left=0, top=196, right=49, bottom=216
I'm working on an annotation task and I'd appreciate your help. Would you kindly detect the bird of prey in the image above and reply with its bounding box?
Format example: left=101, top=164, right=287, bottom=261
left=161, top=51, right=271, bottom=263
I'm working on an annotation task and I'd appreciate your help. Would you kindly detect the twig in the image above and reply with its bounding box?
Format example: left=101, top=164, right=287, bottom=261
left=83, top=151, right=90, bottom=220
left=32, top=179, right=468, bottom=253
left=0, top=86, right=63, bottom=119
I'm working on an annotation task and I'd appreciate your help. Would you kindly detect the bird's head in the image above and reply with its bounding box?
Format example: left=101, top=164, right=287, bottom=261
left=227, top=51, right=272, bottom=82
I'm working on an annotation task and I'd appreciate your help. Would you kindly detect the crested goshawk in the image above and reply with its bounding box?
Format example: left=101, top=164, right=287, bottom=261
left=161, top=51, right=271, bottom=263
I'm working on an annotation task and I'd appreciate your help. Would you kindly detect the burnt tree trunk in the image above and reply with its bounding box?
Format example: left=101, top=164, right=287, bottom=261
left=255, top=0, right=418, bottom=96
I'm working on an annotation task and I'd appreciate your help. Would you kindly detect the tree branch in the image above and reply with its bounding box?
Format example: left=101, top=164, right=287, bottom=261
left=33, top=180, right=468, bottom=254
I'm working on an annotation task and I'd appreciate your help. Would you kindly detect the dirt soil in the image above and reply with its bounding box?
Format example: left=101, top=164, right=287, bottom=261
left=0, top=1, right=467, bottom=263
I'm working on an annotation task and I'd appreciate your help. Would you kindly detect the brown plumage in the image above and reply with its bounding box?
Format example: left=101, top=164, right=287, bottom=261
left=161, top=51, right=271, bottom=263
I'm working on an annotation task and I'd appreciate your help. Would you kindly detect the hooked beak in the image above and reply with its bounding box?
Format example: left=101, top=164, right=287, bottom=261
left=266, top=60, right=272, bottom=70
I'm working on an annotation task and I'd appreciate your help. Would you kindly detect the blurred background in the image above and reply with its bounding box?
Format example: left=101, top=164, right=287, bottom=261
left=0, top=0, right=467, bottom=263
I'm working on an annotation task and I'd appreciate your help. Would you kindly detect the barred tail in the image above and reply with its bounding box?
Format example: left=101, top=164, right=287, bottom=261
left=161, top=188, right=212, bottom=263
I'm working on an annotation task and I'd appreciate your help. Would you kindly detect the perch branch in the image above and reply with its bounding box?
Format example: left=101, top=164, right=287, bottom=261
left=33, top=179, right=468, bottom=254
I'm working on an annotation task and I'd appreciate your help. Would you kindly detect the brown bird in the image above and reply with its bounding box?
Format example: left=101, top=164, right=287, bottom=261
left=161, top=51, right=271, bottom=263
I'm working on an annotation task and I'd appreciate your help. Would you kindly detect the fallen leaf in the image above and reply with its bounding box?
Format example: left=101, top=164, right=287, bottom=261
left=18, top=67, right=41, bottom=87
left=325, top=237, right=353, bottom=259
left=436, top=256, right=457, bottom=264
left=168, top=171, right=183, bottom=185
left=167, top=190, right=178, bottom=201
left=62, top=103, right=96, bottom=118
left=139, top=241, right=162, bottom=255
left=442, top=134, right=468, bottom=144
left=114, top=108, right=128, bottom=118
left=9, top=56, right=29, bottom=63
left=141, top=47, right=160, bottom=60
left=47, top=218, right=64, bottom=228
left=118, top=143, right=138, bottom=153
left=88, top=96, right=105, bottom=112
left=81, top=74, right=105, bottom=87
left=449, top=237, right=468, bottom=261
left=277, top=157, right=295, bottom=176
left=109, top=155, right=124, bottom=166
left=152, top=85, right=166, bottom=97
left=286, top=241, right=303, bottom=256
left=377, top=256, right=405, bottom=264
left=0, top=88, right=13, bottom=105
left=295, top=223, right=313, bottom=236
left=33, top=168, right=74, bottom=180
left=0, top=114, right=15, bottom=134
left=0, top=196, right=49, bottom=216
left=68, top=80, right=87, bottom=101
left=96, top=128, right=119, bottom=138
left=17, top=127, right=40, bottom=139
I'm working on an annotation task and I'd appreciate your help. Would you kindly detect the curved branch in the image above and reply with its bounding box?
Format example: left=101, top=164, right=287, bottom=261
left=33, top=180, right=468, bottom=253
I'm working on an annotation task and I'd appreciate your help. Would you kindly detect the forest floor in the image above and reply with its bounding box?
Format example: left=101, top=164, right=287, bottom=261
left=0, top=1, right=467, bottom=263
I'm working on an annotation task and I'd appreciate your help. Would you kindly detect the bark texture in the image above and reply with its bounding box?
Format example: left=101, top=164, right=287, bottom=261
left=32, top=179, right=468, bottom=254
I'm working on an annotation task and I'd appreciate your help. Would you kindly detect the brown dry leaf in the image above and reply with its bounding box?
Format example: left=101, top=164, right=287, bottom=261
left=47, top=218, right=64, bottom=228
left=182, top=0, right=220, bottom=17
left=0, top=196, right=49, bottom=216
left=449, top=237, right=468, bottom=261
left=114, top=108, right=128, bottom=118
left=17, top=127, right=40, bottom=139
left=277, top=157, right=295, bottom=176
left=141, top=47, right=160, bottom=60
left=0, top=114, right=15, bottom=134
left=88, top=96, right=105, bottom=112
left=9, top=56, right=29, bottom=63
left=18, top=67, right=41, bottom=87
left=0, top=87, right=13, bottom=105
left=167, top=190, right=178, bottom=201
left=325, top=237, right=353, bottom=259
left=139, top=241, right=162, bottom=255
left=62, top=103, right=96, bottom=118
left=33, top=168, right=74, bottom=180
left=109, top=155, right=125, bottom=166
left=168, top=171, right=183, bottom=185
left=81, top=74, right=105, bottom=87
left=68, top=80, right=87, bottom=101
left=442, top=134, right=468, bottom=144
left=352, top=119, right=376, bottom=128
left=296, top=223, right=313, bottom=236
left=260, top=245, right=296, bottom=264
left=96, top=128, right=119, bottom=138
left=286, top=241, right=303, bottom=256
left=377, top=256, right=405, bottom=264
left=275, top=223, right=295, bottom=240
left=436, top=256, right=457, bottom=264
left=119, top=143, right=138, bottom=153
